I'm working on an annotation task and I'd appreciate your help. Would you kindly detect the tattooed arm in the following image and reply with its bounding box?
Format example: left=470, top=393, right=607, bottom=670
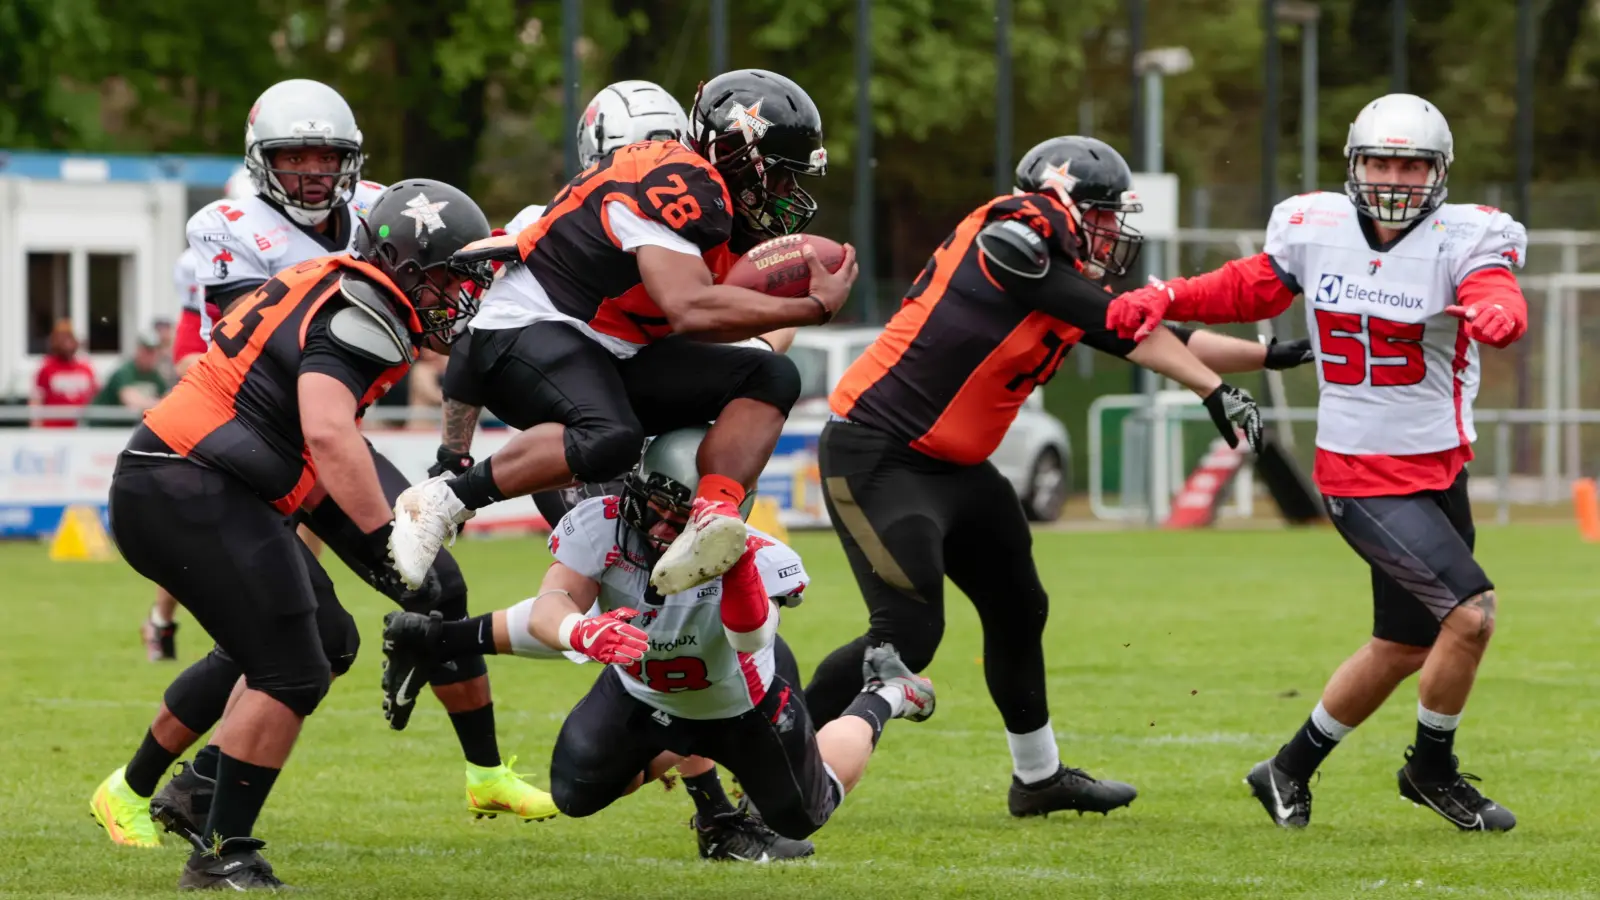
left=429, top=398, right=483, bottom=478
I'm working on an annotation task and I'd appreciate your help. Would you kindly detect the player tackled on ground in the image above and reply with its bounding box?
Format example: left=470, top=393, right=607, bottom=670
left=804, top=135, right=1315, bottom=819
left=389, top=68, right=853, bottom=603
left=1108, top=94, right=1524, bottom=832
left=94, top=180, right=494, bottom=888
left=383, top=427, right=933, bottom=855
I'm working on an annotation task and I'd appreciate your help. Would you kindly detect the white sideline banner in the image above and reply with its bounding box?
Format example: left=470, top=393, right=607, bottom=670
left=0, top=424, right=832, bottom=539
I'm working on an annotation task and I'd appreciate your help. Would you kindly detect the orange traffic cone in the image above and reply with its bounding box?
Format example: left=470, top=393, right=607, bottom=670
left=1573, top=478, right=1600, bottom=543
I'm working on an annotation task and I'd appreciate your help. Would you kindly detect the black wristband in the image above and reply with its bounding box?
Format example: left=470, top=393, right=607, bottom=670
left=807, top=293, right=833, bottom=325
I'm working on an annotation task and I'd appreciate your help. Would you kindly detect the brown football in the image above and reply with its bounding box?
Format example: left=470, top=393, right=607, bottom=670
left=720, top=234, right=846, bottom=297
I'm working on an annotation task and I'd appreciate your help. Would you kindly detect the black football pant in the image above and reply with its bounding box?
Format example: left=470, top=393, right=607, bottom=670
left=442, top=321, right=800, bottom=484
left=804, top=419, right=1052, bottom=736
left=137, top=442, right=478, bottom=738
left=549, top=637, right=841, bottom=840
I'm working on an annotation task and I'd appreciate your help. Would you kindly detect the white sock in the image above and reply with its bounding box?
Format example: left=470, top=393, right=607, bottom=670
left=873, top=685, right=905, bottom=718
left=503, top=598, right=566, bottom=660
left=1417, top=702, right=1462, bottom=732
left=148, top=606, right=170, bottom=628
left=1311, top=700, right=1355, bottom=741
left=1006, top=722, right=1061, bottom=784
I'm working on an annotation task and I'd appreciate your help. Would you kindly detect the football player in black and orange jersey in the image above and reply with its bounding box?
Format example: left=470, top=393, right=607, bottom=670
left=390, top=68, right=855, bottom=601
left=102, top=181, right=491, bottom=889
left=803, top=136, right=1316, bottom=819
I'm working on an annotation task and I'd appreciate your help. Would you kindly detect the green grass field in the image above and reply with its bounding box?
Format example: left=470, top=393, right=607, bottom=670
left=3, top=521, right=1599, bottom=899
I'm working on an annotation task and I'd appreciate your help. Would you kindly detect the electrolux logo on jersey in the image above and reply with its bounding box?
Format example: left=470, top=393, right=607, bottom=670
left=1314, top=273, right=1426, bottom=310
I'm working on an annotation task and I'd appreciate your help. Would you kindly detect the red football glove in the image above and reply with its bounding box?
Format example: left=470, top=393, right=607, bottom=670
left=1444, top=303, right=1519, bottom=347
left=1107, top=276, right=1176, bottom=341
left=562, top=608, right=649, bottom=665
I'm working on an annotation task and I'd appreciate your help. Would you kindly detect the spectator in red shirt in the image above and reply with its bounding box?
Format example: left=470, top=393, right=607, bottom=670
left=32, top=319, right=98, bottom=428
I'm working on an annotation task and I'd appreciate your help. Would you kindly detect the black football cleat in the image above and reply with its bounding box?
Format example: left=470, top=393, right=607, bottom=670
left=177, top=836, right=285, bottom=891
left=1397, top=748, right=1516, bottom=832
left=1009, top=765, right=1138, bottom=817
left=142, top=618, right=178, bottom=662
left=694, top=797, right=815, bottom=862
left=151, top=761, right=215, bottom=841
left=1245, top=757, right=1312, bottom=828
left=381, top=610, right=443, bottom=731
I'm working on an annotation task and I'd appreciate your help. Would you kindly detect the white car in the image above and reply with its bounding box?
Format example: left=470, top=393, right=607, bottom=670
left=785, top=326, right=1074, bottom=521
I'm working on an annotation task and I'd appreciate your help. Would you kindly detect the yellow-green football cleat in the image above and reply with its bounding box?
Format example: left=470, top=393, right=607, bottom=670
left=89, top=767, right=162, bottom=848
left=465, top=756, right=559, bottom=822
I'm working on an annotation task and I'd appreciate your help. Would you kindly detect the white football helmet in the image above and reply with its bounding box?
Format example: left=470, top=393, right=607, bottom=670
left=223, top=166, right=254, bottom=200
left=1344, top=93, right=1453, bottom=224
left=244, top=79, right=365, bottom=226
left=575, top=80, right=690, bottom=170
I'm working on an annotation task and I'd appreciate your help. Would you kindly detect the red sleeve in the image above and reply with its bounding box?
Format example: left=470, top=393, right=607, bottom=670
left=1456, top=266, right=1528, bottom=348
left=172, top=309, right=207, bottom=361
left=1164, top=253, right=1298, bottom=324
left=719, top=550, right=770, bottom=635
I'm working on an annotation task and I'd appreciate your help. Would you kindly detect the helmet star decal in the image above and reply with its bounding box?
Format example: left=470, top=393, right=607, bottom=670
left=401, top=193, right=450, bottom=237
left=1042, top=160, right=1079, bottom=193
left=725, top=100, right=771, bottom=142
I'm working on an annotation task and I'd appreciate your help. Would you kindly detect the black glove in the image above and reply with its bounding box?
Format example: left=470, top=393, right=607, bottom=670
left=1264, top=337, right=1315, bottom=371
left=1202, top=383, right=1264, bottom=453
left=428, top=445, right=474, bottom=479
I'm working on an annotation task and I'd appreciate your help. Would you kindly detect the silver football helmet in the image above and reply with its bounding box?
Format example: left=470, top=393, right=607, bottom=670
left=575, top=80, right=690, bottom=170
left=244, top=79, right=365, bottom=227
left=1344, top=93, right=1453, bottom=224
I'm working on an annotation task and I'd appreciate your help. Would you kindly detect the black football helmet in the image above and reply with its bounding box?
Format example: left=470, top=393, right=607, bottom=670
left=354, top=179, right=493, bottom=344
left=689, top=69, right=827, bottom=242
left=1014, top=136, right=1144, bottom=279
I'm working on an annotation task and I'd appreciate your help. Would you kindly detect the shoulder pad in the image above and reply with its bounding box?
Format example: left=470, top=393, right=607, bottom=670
left=330, top=274, right=412, bottom=365
left=977, top=218, right=1051, bottom=279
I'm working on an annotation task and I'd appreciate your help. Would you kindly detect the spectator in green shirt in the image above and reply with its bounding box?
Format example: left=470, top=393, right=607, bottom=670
left=87, top=333, right=168, bottom=427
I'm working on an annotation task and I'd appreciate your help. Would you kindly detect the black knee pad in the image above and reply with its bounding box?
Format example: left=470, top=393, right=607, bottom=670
left=735, top=350, right=802, bottom=415
left=565, top=418, right=647, bottom=483
left=318, top=603, right=361, bottom=677
left=250, top=658, right=333, bottom=718
left=163, top=647, right=243, bottom=734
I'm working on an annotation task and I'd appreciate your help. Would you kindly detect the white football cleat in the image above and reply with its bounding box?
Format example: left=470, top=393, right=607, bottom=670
left=649, top=498, right=748, bottom=595
left=390, top=475, right=475, bottom=589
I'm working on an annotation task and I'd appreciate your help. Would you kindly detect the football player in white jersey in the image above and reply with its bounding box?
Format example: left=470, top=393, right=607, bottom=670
left=381, top=427, right=934, bottom=857
left=91, top=80, right=555, bottom=852
left=1107, top=94, right=1526, bottom=832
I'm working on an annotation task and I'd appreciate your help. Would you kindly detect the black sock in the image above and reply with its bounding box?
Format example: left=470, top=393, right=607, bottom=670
left=202, top=753, right=280, bottom=844
left=124, top=730, right=180, bottom=798
left=1274, top=715, right=1341, bottom=782
left=192, top=743, right=222, bottom=780
left=1412, top=713, right=1459, bottom=775
left=842, top=691, right=893, bottom=747
left=449, top=703, right=502, bottom=768
left=438, top=614, right=499, bottom=658
left=448, top=459, right=507, bottom=511
left=685, top=769, right=737, bottom=820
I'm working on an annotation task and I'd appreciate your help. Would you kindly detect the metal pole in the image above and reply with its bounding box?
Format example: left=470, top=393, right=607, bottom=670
left=853, top=0, right=877, bottom=321
left=1391, top=0, right=1407, bottom=93
left=710, top=0, right=728, bottom=74
left=1129, top=0, right=1145, bottom=165
left=1515, top=0, right=1533, bottom=227
left=1143, top=71, right=1162, bottom=174
left=994, top=0, right=1013, bottom=197
left=562, top=0, right=580, bottom=179
left=1300, top=18, right=1318, bottom=193
left=1261, top=0, right=1279, bottom=220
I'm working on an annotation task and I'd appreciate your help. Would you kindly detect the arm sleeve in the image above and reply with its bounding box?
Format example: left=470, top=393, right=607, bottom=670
left=634, top=161, right=734, bottom=252
left=1161, top=252, right=1298, bottom=324
left=545, top=497, right=620, bottom=581
left=299, top=305, right=395, bottom=401
left=994, top=249, right=1142, bottom=358
left=1456, top=267, right=1529, bottom=348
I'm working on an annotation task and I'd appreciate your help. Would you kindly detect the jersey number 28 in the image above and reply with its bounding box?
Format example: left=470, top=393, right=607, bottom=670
left=624, top=656, right=712, bottom=692
left=1314, top=310, right=1426, bottom=387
